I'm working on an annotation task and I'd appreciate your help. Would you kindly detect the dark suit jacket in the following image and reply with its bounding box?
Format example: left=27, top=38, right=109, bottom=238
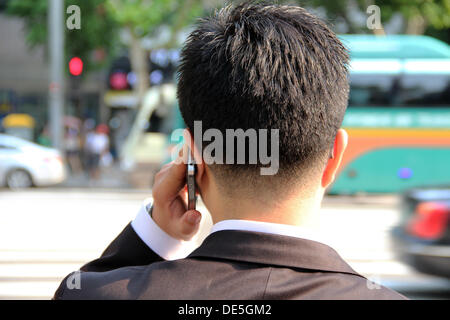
left=53, top=223, right=406, bottom=299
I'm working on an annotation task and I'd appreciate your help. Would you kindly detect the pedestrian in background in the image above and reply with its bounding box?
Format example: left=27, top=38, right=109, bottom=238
left=64, top=127, right=82, bottom=174
left=37, top=125, right=51, bottom=147
left=85, top=124, right=109, bottom=181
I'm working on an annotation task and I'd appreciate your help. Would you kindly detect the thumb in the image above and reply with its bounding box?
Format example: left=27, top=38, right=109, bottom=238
left=179, top=210, right=202, bottom=240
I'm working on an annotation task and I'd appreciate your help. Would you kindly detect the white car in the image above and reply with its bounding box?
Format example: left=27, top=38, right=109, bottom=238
left=0, top=134, right=66, bottom=189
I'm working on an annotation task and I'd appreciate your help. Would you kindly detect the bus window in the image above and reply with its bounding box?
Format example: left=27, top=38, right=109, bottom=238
left=399, top=74, right=450, bottom=106
left=349, top=73, right=450, bottom=108
left=349, top=74, right=398, bottom=107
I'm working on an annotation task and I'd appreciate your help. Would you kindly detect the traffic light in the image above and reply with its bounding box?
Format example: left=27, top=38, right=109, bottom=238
left=69, top=57, right=83, bottom=76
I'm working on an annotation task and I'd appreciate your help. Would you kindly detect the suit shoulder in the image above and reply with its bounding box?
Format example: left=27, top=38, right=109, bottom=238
left=54, top=265, right=151, bottom=300
left=332, top=273, right=408, bottom=300
left=265, top=268, right=408, bottom=300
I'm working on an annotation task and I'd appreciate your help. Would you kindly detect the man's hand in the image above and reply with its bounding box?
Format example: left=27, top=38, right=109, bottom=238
left=151, top=148, right=202, bottom=241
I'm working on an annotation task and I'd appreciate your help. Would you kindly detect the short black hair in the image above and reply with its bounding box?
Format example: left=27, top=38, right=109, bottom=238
left=177, top=2, right=349, bottom=195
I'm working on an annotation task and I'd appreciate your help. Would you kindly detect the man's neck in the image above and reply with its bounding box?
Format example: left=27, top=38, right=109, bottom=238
left=207, top=190, right=324, bottom=228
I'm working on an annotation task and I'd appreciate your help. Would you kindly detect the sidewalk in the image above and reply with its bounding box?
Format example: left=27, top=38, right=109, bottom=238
left=61, top=164, right=134, bottom=189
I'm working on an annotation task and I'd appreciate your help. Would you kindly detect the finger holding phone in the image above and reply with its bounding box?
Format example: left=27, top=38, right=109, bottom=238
left=151, top=142, right=201, bottom=241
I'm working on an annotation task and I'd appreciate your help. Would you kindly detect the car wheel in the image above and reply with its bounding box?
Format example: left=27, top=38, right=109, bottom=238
left=6, top=169, right=33, bottom=189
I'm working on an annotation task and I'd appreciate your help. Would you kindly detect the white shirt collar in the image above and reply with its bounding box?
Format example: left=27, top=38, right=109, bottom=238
left=210, top=219, right=327, bottom=245
left=132, top=198, right=329, bottom=261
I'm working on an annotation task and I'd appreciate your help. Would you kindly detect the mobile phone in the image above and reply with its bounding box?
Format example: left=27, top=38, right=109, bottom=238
left=186, top=149, right=197, bottom=210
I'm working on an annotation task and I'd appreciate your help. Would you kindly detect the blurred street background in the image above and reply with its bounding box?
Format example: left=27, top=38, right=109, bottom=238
left=0, top=0, right=449, bottom=300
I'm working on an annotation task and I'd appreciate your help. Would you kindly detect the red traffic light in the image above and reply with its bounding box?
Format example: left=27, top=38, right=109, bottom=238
left=69, top=57, right=83, bottom=76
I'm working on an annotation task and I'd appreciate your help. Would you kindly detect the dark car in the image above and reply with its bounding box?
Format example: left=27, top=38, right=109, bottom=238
left=391, top=187, right=450, bottom=278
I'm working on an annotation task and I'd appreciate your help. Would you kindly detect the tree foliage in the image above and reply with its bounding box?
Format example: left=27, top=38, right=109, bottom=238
left=105, top=0, right=205, bottom=46
left=376, top=0, right=450, bottom=31
left=294, top=0, right=450, bottom=36
left=6, top=0, right=448, bottom=80
left=103, top=0, right=205, bottom=103
left=6, top=0, right=119, bottom=74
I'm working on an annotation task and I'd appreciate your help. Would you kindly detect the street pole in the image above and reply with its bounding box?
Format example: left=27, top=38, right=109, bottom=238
left=48, top=0, right=65, bottom=151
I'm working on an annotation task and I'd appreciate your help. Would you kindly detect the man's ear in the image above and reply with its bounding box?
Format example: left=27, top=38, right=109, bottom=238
left=321, top=129, right=348, bottom=189
left=183, top=128, right=205, bottom=184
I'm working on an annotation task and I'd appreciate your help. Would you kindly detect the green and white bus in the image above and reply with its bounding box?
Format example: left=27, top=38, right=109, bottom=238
left=330, top=35, right=450, bottom=194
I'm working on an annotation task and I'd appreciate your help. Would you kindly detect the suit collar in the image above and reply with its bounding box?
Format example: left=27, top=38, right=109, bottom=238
left=188, top=230, right=363, bottom=278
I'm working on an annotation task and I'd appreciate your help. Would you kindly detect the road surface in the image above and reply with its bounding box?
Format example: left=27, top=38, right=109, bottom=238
left=0, top=189, right=448, bottom=299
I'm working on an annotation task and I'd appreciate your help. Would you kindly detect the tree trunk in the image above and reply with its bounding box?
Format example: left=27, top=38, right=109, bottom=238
left=406, top=15, right=426, bottom=34
left=129, top=30, right=149, bottom=108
